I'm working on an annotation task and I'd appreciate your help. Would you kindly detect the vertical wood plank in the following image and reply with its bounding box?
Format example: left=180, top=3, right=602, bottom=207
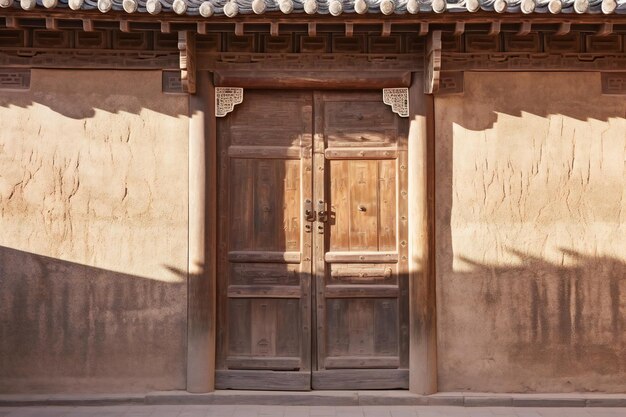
left=284, top=160, right=301, bottom=252
left=349, top=160, right=378, bottom=250
left=300, top=101, right=314, bottom=373
left=378, top=159, right=397, bottom=251
left=187, top=70, right=216, bottom=393
left=348, top=300, right=375, bottom=356
left=255, top=160, right=277, bottom=250
left=330, top=160, right=350, bottom=252
left=313, top=92, right=327, bottom=371
left=251, top=300, right=277, bottom=357
left=408, top=73, right=437, bottom=394
left=228, top=299, right=251, bottom=355
left=230, top=159, right=253, bottom=250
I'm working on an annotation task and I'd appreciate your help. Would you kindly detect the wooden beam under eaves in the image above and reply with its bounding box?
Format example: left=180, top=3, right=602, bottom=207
left=596, top=22, right=613, bottom=36
left=425, top=30, right=441, bottom=94
left=5, top=16, right=19, bottom=29
left=517, top=21, right=532, bottom=36
left=178, top=31, right=196, bottom=94
left=45, top=17, right=58, bottom=30
left=418, top=22, right=429, bottom=36
left=555, top=21, right=571, bottom=35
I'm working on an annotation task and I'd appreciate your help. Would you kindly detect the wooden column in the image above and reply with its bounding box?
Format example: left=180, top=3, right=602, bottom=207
left=407, top=73, right=437, bottom=395
left=187, top=71, right=216, bottom=393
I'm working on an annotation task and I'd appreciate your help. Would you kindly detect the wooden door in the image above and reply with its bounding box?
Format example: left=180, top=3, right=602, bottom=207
left=216, top=90, right=408, bottom=390
left=216, top=90, right=314, bottom=390
left=312, top=91, right=409, bottom=389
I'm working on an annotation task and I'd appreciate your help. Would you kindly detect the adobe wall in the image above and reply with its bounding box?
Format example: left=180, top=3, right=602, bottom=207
left=434, top=72, right=626, bottom=392
left=0, top=70, right=189, bottom=393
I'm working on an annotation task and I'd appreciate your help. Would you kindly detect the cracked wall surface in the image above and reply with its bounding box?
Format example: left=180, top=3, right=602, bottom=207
left=0, top=70, right=189, bottom=393
left=435, top=72, right=626, bottom=392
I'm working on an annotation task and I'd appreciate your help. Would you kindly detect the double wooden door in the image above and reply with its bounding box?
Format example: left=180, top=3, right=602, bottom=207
left=216, top=90, right=409, bottom=390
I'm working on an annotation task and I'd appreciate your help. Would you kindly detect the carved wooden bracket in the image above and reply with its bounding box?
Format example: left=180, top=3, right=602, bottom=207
left=215, top=87, right=244, bottom=117
left=425, top=30, right=442, bottom=94
left=178, top=30, right=196, bottom=94
left=382, top=88, right=409, bottom=117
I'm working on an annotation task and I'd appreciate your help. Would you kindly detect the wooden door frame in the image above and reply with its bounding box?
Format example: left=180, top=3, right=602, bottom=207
left=186, top=70, right=437, bottom=395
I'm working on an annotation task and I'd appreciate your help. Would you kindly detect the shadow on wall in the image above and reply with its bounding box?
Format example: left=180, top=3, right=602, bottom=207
left=438, top=72, right=626, bottom=131
left=457, top=249, right=624, bottom=370
left=0, top=245, right=187, bottom=394
left=434, top=71, right=626, bottom=393
left=0, top=69, right=188, bottom=119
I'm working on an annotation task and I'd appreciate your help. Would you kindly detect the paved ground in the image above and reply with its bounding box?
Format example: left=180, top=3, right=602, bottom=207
left=0, top=406, right=625, bottom=417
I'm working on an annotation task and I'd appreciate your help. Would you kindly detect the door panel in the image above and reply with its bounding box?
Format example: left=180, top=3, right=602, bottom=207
left=217, top=89, right=408, bottom=390
left=312, top=91, right=409, bottom=390
left=216, top=90, right=313, bottom=390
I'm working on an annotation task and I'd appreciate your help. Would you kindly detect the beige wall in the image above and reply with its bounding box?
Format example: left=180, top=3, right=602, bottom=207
left=0, top=70, right=189, bottom=393
left=435, top=72, right=626, bottom=392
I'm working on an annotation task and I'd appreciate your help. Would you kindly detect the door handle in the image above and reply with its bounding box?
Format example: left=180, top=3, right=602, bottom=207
left=304, top=199, right=316, bottom=222
left=317, top=200, right=328, bottom=223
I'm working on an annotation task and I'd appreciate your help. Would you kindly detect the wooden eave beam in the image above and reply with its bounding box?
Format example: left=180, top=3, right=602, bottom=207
left=596, top=22, right=613, bottom=36
left=3, top=9, right=626, bottom=27
left=488, top=20, right=501, bottom=36
left=425, top=30, right=441, bottom=94
left=517, top=21, right=532, bottom=36
left=82, top=18, right=94, bottom=31
left=453, top=21, right=465, bottom=36
left=2, top=11, right=625, bottom=36
left=178, top=30, right=196, bottom=94
left=555, top=21, right=571, bottom=35
left=382, top=20, right=391, bottom=36
left=45, top=16, right=58, bottom=30
left=235, top=21, right=244, bottom=36
left=5, top=15, right=19, bottom=29
left=345, top=21, right=354, bottom=37
left=418, top=22, right=429, bottom=36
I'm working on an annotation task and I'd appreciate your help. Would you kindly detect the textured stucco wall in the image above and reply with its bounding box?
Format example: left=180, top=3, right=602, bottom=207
left=435, top=72, right=626, bottom=393
left=0, top=70, right=189, bottom=393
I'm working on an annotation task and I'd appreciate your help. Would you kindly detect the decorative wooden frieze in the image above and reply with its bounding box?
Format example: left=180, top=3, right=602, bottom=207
left=369, top=36, right=402, bottom=54
left=113, top=30, right=150, bottom=49
left=601, top=72, right=626, bottom=95
left=299, top=35, right=329, bottom=53
left=438, top=71, right=464, bottom=95
left=263, top=34, right=293, bottom=53
left=32, top=29, right=71, bottom=48
left=0, top=30, right=26, bottom=48
left=178, top=30, right=196, bottom=94
left=215, top=87, right=243, bottom=117
left=465, top=33, right=501, bottom=52
left=74, top=31, right=109, bottom=49
left=503, top=32, right=541, bottom=52
left=441, top=52, right=626, bottom=71
left=585, top=34, right=622, bottom=53
left=544, top=32, right=580, bottom=52
left=382, top=88, right=409, bottom=117
left=204, top=53, right=423, bottom=72
left=425, top=30, right=442, bottom=94
left=0, top=68, right=30, bottom=90
left=162, top=69, right=183, bottom=93
left=0, top=49, right=179, bottom=69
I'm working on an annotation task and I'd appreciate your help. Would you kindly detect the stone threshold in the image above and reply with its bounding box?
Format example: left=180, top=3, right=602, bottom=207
left=1, top=391, right=625, bottom=407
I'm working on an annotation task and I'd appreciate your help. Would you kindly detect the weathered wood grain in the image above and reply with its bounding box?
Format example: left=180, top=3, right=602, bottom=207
left=216, top=370, right=311, bottom=391
left=312, top=369, right=409, bottom=389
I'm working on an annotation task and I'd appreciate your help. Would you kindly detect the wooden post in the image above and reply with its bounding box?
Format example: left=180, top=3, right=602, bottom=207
left=408, top=73, right=437, bottom=395
left=187, top=71, right=217, bottom=393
